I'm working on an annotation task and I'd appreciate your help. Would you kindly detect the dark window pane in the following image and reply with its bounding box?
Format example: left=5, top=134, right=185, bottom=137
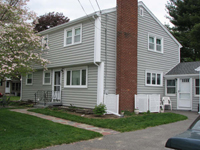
left=45, top=78, right=50, bottom=83
left=54, top=86, right=60, bottom=91
left=196, top=79, right=199, bottom=86
left=157, top=74, right=161, bottom=85
left=0, top=79, right=2, bottom=86
left=152, top=73, right=156, bottom=84
left=6, top=81, right=9, bottom=87
left=196, top=87, right=199, bottom=95
left=82, top=70, right=86, bottom=85
left=45, top=73, right=50, bottom=78
left=27, top=79, right=32, bottom=84
left=67, top=71, right=71, bottom=85
left=167, top=80, right=175, bottom=86
left=147, top=73, right=151, bottom=84
left=167, top=87, right=175, bottom=94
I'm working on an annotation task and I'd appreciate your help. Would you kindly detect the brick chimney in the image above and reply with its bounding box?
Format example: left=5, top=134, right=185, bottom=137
left=116, top=0, right=138, bottom=112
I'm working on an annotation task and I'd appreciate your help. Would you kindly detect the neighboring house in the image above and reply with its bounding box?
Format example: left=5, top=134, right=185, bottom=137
left=21, top=0, right=183, bottom=112
left=0, top=78, right=21, bottom=96
left=165, top=61, right=200, bottom=111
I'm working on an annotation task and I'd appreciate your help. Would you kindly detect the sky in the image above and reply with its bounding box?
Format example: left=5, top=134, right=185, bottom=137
left=27, top=0, right=170, bottom=25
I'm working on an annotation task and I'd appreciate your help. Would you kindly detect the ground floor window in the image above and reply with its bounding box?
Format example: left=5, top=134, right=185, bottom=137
left=64, top=66, right=87, bottom=88
left=166, top=79, right=176, bottom=94
left=43, top=71, right=51, bottom=85
left=145, top=70, right=163, bottom=86
left=195, top=79, right=200, bottom=95
left=26, top=73, right=33, bottom=85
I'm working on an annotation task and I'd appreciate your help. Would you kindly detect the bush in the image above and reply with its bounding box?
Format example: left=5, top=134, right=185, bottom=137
left=93, top=103, right=107, bottom=116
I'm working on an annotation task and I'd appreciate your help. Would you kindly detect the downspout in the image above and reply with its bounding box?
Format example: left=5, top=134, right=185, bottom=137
left=104, top=14, right=108, bottom=94
left=20, top=76, right=22, bottom=101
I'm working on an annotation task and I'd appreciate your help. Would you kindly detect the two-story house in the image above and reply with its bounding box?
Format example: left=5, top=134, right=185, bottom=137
left=21, top=0, right=182, bottom=112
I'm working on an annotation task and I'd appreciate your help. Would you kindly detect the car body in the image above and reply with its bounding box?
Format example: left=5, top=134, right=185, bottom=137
left=165, top=115, right=200, bottom=150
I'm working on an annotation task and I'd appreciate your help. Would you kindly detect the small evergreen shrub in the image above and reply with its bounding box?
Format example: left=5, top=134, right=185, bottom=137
left=93, top=103, right=107, bottom=116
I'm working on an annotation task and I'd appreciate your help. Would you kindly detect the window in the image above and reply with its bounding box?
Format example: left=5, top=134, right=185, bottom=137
left=64, top=66, right=87, bottom=88
left=148, top=34, right=163, bottom=53
left=140, top=7, right=144, bottom=16
left=145, top=71, right=163, bottom=86
left=64, top=24, right=82, bottom=46
left=195, top=79, right=200, bottom=96
left=166, top=80, right=176, bottom=95
left=41, top=34, right=49, bottom=50
left=0, top=79, right=2, bottom=86
left=43, top=71, right=51, bottom=85
left=26, top=73, right=33, bottom=85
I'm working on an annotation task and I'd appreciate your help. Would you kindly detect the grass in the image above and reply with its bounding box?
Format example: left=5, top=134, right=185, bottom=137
left=9, top=96, right=20, bottom=101
left=0, top=109, right=102, bottom=150
left=30, top=108, right=188, bottom=132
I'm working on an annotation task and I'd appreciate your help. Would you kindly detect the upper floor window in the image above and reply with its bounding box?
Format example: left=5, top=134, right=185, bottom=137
left=145, top=70, right=163, bottom=86
left=139, top=7, right=144, bottom=16
left=64, top=66, right=87, bottom=88
left=195, top=79, right=200, bottom=96
left=41, top=34, right=49, bottom=50
left=64, top=24, right=82, bottom=46
left=148, top=34, right=163, bottom=53
left=166, top=79, right=176, bottom=95
left=43, top=70, right=51, bottom=85
left=26, top=73, right=33, bottom=85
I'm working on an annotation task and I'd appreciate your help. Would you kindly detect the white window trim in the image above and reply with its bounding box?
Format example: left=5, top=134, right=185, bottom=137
left=194, top=78, right=200, bottom=97
left=145, top=70, right=163, bottom=87
left=64, top=24, right=82, bottom=47
left=139, top=7, right=144, bottom=16
left=26, top=73, right=33, bottom=85
left=148, top=33, right=164, bottom=53
left=165, top=79, right=176, bottom=96
left=64, top=66, right=88, bottom=88
left=43, top=70, right=51, bottom=85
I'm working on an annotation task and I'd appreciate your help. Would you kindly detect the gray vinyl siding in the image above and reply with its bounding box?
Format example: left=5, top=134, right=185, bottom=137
left=22, top=65, right=98, bottom=108
left=101, top=11, right=117, bottom=94
left=37, top=20, right=95, bottom=69
left=21, top=70, right=51, bottom=101
left=61, top=64, right=98, bottom=109
left=137, top=6, right=180, bottom=97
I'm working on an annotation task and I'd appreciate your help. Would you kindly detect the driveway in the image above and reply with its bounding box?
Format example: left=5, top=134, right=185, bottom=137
left=39, top=111, right=198, bottom=150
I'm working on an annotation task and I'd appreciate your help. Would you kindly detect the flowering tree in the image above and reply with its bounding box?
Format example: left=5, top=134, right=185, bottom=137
left=0, top=0, right=49, bottom=79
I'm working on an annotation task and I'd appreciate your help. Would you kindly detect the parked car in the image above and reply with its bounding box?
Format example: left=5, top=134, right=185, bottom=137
left=0, top=93, right=3, bottom=97
left=165, top=115, right=200, bottom=150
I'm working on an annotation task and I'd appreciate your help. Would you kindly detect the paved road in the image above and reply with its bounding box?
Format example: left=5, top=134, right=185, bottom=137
left=38, top=111, right=198, bottom=150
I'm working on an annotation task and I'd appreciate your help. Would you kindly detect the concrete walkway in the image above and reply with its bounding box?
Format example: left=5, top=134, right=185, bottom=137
left=10, top=109, right=119, bottom=136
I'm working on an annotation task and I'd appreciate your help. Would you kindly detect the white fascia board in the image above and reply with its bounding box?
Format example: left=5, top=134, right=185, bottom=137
left=39, top=13, right=97, bottom=35
left=138, top=1, right=182, bottom=48
left=164, top=74, right=199, bottom=78
left=195, top=66, right=200, bottom=72
left=94, top=15, right=101, bottom=63
left=97, top=62, right=104, bottom=105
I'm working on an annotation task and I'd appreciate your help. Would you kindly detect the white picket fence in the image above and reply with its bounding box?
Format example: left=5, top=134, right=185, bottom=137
left=135, top=94, right=160, bottom=113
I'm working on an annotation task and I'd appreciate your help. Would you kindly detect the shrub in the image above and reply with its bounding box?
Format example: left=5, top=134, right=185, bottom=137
left=93, top=103, right=107, bottom=116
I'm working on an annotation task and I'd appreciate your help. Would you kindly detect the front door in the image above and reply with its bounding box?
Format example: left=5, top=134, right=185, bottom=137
left=177, top=78, right=192, bottom=110
left=52, top=70, right=61, bottom=102
left=5, top=81, right=10, bottom=93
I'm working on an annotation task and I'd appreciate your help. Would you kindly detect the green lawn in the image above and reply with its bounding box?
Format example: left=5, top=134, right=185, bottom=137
left=30, top=108, right=188, bottom=132
left=0, top=109, right=102, bottom=150
left=9, top=96, right=20, bottom=101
